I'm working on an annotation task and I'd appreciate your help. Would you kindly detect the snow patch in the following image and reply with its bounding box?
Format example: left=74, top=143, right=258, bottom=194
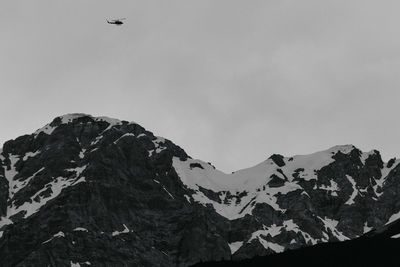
left=34, top=124, right=56, bottom=136
left=149, top=136, right=167, bottom=156
left=283, top=219, right=318, bottom=245
left=70, top=261, right=90, bottom=266
left=4, top=154, right=20, bottom=199
left=386, top=210, right=400, bottom=225
left=90, top=135, right=103, bottom=146
left=345, top=175, right=358, bottom=205
left=319, top=217, right=349, bottom=241
left=250, top=224, right=283, bottom=239
left=391, top=233, right=400, bottom=239
left=95, top=116, right=127, bottom=131
left=184, top=195, right=191, bottom=203
left=113, top=133, right=135, bottom=144
left=22, top=151, right=41, bottom=161
left=79, top=149, right=86, bottom=159
left=363, top=222, right=373, bottom=233
left=162, top=187, right=175, bottom=199
left=43, top=231, right=65, bottom=244
left=73, top=227, right=88, bottom=232
left=318, top=180, right=339, bottom=196
left=112, top=224, right=130, bottom=236
left=257, top=237, right=285, bottom=253
left=360, top=150, right=376, bottom=165
left=66, top=165, right=87, bottom=178
left=249, top=225, right=285, bottom=252
left=228, top=241, right=243, bottom=254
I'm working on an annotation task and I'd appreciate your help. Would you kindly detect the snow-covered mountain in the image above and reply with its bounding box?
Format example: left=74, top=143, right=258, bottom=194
left=0, top=113, right=399, bottom=266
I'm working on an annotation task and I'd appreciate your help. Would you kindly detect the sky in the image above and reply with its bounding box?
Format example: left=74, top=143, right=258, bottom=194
left=1, top=0, right=400, bottom=172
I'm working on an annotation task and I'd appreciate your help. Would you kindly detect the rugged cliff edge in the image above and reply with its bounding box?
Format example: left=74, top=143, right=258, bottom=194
left=0, top=114, right=399, bottom=266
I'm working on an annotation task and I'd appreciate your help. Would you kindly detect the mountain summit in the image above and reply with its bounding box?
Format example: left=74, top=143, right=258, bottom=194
left=1, top=114, right=399, bottom=266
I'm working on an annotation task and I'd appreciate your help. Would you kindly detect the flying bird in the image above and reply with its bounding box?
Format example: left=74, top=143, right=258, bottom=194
left=107, top=18, right=126, bottom=25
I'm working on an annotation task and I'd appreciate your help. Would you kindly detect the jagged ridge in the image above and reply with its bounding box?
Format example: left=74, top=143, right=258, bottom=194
left=0, top=114, right=399, bottom=266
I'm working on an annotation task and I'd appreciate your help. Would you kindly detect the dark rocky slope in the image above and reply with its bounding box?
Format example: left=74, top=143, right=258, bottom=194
left=0, top=114, right=399, bottom=266
left=192, top=216, right=400, bottom=267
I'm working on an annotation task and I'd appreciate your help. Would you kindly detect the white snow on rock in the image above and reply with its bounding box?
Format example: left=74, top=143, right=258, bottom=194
left=345, top=175, right=358, bottom=205
left=360, top=150, right=376, bottom=165
left=95, top=116, right=126, bottom=131
left=256, top=237, right=285, bottom=253
left=382, top=159, right=400, bottom=178
left=113, top=133, right=135, bottom=144
left=4, top=154, right=20, bottom=199
left=162, top=186, right=175, bottom=199
left=70, top=261, right=91, bottom=267
left=363, top=222, right=373, bottom=233
left=282, top=219, right=318, bottom=245
left=319, top=217, right=349, bottom=241
left=386, top=210, right=400, bottom=225
left=73, top=227, right=88, bottom=232
left=34, top=114, right=136, bottom=138
left=60, top=113, right=90, bottom=124
left=43, top=231, right=65, bottom=244
left=228, top=241, right=243, bottom=254
left=22, top=151, right=41, bottom=161
left=318, top=180, right=339, bottom=197
left=12, top=167, right=45, bottom=197
left=280, top=145, right=355, bottom=181
left=79, top=149, right=86, bottom=159
left=0, top=163, right=88, bottom=229
left=34, top=114, right=88, bottom=136
left=34, top=124, right=56, bottom=136
left=184, top=195, right=191, bottom=203
left=112, top=224, right=130, bottom=236
left=9, top=176, right=79, bottom=218
left=391, top=233, right=400, bottom=239
left=173, top=145, right=356, bottom=192
left=90, top=135, right=103, bottom=146
left=374, top=159, right=400, bottom=197
left=248, top=225, right=286, bottom=252
left=173, top=157, right=279, bottom=192
left=173, top=157, right=300, bottom=220
left=148, top=136, right=167, bottom=156
left=247, top=220, right=319, bottom=251
left=250, top=224, right=283, bottom=240
left=66, top=165, right=87, bottom=178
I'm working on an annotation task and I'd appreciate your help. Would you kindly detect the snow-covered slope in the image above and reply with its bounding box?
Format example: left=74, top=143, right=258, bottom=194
left=173, top=145, right=398, bottom=221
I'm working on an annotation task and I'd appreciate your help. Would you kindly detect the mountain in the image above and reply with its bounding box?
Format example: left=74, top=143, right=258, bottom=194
left=193, top=218, right=400, bottom=267
left=0, top=113, right=399, bottom=266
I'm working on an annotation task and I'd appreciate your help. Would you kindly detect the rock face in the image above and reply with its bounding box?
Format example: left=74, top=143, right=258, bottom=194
left=0, top=113, right=399, bottom=266
left=193, top=218, right=400, bottom=267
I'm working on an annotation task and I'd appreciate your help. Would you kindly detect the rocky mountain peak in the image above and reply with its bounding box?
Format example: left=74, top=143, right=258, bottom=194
left=0, top=114, right=400, bottom=266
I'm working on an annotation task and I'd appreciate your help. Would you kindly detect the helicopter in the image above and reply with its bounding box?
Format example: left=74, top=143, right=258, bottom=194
left=107, top=18, right=126, bottom=25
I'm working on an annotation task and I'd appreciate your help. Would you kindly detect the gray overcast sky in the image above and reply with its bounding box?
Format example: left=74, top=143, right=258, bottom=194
left=1, top=0, right=399, bottom=172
